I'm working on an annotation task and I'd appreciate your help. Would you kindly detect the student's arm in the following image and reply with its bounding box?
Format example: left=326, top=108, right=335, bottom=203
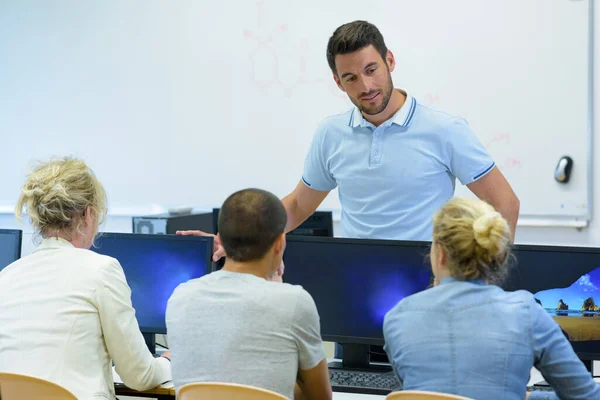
left=467, top=167, right=520, bottom=241
left=291, top=289, right=332, bottom=400
left=294, top=359, right=332, bottom=400
left=529, top=297, right=600, bottom=400
left=95, top=259, right=171, bottom=391
left=282, top=181, right=330, bottom=233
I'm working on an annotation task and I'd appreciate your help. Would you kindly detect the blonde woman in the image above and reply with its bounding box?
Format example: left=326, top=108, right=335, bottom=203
left=0, top=157, right=171, bottom=399
left=383, top=198, right=599, bottom=400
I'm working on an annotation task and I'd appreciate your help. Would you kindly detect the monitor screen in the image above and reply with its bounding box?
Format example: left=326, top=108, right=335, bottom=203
left=0, top=229, right=22, bottom=270
left=283, top=237, right=432, bottom=345
left=505, top=245, right=600, bottom=360
left=91, top=233, right=213, bottom=334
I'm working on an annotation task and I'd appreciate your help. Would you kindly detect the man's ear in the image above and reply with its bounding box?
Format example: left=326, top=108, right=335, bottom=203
left=385, top=50, right=396, bottom=72
left=333, top=74, right=345, bottom=92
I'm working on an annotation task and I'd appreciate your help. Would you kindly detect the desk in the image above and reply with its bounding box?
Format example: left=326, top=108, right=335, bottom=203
left=115, top=383, right=175, bottom=400
left=113, top=366, right=550, bottom=399
left=114, top=383, right=383, bottom=399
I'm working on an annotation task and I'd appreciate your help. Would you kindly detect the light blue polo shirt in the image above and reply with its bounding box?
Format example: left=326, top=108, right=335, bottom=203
left=302, top=91, right=495, bottom=241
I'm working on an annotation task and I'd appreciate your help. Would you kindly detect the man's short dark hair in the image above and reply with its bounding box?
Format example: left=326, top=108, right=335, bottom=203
left=326, top=20, right=388, bottom=76
left=218, top=188, right=287, bottom=262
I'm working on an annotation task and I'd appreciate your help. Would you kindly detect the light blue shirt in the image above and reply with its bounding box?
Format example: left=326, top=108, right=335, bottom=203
left=383, top=278, right=600, bottom=400
left=302, top=91, right=495, bottom=240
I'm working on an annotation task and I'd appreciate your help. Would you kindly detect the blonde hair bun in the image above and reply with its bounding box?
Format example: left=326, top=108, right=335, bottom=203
left=472, top=211, right=507, bottom=251
left=432, top=197, right=512, bottom=283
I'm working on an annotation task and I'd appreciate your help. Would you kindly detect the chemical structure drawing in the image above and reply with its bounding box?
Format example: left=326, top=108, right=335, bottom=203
left=422, top=92, right=440, bottom=106
left=486, top=131, right=510, bottom=149
left=244, top=1, right=344, bottom=99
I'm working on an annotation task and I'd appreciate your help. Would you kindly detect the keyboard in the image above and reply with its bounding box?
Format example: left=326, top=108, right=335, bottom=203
left=527, top=385, right=555, bottom=393
left=329, top=369, right=403, bottom=395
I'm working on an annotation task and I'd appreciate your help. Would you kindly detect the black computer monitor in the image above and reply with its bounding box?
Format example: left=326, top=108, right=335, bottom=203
left=91, top=233, right=213, bottom=352
left=283, top=236, right=432, bottom=370
left=0, top=229, right=22, bottom=270
left=504, top=244, right=600, bottom=372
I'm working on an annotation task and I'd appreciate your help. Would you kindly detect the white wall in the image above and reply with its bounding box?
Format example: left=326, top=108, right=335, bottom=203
left=1, top=4, right=599, bottom=251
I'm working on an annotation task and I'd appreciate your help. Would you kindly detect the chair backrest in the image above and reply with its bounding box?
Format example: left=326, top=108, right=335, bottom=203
left=178, top=382, right=288, bottom=400
left=386, top=390, right=474, bottom=400
left=0, top=372, right=77, bottom=400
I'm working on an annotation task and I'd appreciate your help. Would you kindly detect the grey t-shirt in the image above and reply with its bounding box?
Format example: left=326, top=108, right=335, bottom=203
left=166, top=270, right=325, bottom=399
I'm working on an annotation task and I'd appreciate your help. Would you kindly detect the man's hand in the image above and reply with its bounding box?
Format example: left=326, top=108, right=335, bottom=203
left=267, top=261, right=285, bottom=283
left=160, top=350, right=171, bottom=361
left=176, top=230, right=225, bottom=261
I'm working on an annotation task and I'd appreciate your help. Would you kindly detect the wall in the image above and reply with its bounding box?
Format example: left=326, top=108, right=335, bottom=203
left=1, top=4, right=599, bottom=251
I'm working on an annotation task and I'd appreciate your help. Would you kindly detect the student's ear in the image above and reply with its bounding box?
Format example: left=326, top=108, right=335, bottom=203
left=273, top=233, right=286, bottom=256
left=83, top=206, right=93, bottom=226
left=436, top=243, right=447, bottom=269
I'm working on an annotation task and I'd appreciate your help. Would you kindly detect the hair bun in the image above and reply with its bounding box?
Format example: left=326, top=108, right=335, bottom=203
left=473, top=211, right=505, bottom=250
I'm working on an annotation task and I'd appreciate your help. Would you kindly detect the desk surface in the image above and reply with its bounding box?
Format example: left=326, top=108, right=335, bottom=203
left=114, top=383, right=383, bottom=399
left=113, top=366, right=550, bottom=399
left=115, top=383, right=175, bottom=398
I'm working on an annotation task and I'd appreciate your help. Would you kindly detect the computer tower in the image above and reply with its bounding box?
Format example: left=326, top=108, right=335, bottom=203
left=288, top=211, right=334, bottom=237
left=132, top=213, right=214, bottom=235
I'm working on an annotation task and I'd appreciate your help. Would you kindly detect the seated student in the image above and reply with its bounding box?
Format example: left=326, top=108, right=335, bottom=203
left=166, top=188, right=332, bottom=400
left=383, top=198, right=600, bottom=400
left=0, top=157, right=171, bottom=399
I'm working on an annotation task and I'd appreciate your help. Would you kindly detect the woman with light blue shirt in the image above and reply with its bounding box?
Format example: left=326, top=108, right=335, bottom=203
left=383, top=198, right=600, bottom=400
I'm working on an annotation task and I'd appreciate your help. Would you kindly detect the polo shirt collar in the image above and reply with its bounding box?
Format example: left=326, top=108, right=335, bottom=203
left=350, top=89, right=417, bottom=128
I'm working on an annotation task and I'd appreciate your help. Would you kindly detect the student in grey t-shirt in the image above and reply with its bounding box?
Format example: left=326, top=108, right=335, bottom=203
left=166, top=188, right=332, bottom=400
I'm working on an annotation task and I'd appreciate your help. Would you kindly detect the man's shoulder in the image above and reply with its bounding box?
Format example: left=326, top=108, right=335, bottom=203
left=414, top=102, right=468, bottom=130
left=316, top=108, right=354, bottom=133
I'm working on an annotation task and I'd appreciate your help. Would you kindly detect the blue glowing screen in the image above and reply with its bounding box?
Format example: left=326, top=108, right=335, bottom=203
left=92, top=233, right=212, bottom=333
left=0, top=230, right=21, bottom=271
left=283, top=238, right=432, bottom=342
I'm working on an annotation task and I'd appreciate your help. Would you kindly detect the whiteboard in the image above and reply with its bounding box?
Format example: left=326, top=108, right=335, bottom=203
left=0, top=0, right=592, bottom=226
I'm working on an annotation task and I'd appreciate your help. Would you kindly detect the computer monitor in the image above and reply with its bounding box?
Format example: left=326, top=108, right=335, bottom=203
left=0, top=229, right=22, bottom=270
left=91, top=233, right=213, bottom=352
left=282, top=236, right=432, bottom=370
left=504, top=244, right=600, bottom=372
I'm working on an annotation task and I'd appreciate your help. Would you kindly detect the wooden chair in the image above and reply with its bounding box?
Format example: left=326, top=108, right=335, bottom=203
left=386, top=390, right=473, bottom=400
left=178, top=382, right=288, bottom=400
left=0, top=372, right=77, bottom=400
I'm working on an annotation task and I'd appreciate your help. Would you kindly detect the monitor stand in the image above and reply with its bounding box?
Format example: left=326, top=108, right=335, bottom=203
left=534, top=359, right=593, bottom=387
left=143, top=332, right=156, bottom=354
left=328, top=344, right=392, bottom=372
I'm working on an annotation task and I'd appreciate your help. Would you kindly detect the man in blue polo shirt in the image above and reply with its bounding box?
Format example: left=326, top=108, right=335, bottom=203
left=181, top=20, right=519, bottom=261
left=282, top=20, right=519, bottom=242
